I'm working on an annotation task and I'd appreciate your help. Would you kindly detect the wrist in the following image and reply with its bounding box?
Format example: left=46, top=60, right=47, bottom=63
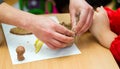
left=95, top=30, right=117, bottom=48
left=15, top=11, right=34, bottom=30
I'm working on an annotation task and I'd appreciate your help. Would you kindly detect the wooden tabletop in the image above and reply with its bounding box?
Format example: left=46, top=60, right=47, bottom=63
left=0, top=1, right=119, bottom=69
left=0, top=13, right=119, bottom=69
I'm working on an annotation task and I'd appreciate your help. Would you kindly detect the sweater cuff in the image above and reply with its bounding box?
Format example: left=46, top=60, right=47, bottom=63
left=110, top=36, right=120, bottom=63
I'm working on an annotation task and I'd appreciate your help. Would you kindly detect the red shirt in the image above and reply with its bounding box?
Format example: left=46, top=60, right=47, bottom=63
left=105, top=7, right=120, bottom=66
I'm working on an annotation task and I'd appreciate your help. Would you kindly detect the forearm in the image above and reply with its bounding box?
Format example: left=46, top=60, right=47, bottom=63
left=94, top=30, right=117, bottom=48
left=0, top=3, right=33, bottom=30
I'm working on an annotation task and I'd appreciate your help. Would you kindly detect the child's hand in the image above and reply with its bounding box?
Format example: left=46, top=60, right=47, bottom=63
left=90, top=6, right=110, bottom=36
left=90, top=6, right=117, bottom=48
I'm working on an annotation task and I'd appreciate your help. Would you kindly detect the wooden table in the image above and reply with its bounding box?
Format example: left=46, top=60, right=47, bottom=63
left=0, top=1, right=119, bottom=69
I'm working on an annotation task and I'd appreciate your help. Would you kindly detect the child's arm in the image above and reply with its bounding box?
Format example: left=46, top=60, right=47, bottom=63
left=104, top=7, right=120, bottom=64
left=90, top=6, right=120, bottom=65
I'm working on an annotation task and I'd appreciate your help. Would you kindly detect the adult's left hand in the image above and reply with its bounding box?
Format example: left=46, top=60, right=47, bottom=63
left=69, top=0, right=94, bottom=36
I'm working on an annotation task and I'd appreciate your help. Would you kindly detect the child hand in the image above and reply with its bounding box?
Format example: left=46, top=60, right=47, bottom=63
left=89, top=6, right=117, bottom=48
left=90, top=6, right=110, bottom=36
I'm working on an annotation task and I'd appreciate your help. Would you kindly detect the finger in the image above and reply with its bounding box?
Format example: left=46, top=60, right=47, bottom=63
left=93, top=11, right=97, bottom=18
left=96, top=7, right=101, bottom=12
left=55, top=25, right=74, bottom=37
left=46, top=42, right=59, bottom=49
left=50, top=38, right=66, bottom=48
left=70, top=10, right=77, bottom=31
left=53, top=32, right=74, bottom=43
left=100, top=6, right=107, bottom=14
left=75, top=9, right=89, bottom=34
left=101, top=6, right=105, bottom=11
left=51, top=37, right=74, bottom=48
left=46, top=42, right=60, bottom=50
left=96, top=7, right=107, bottom=16
left=77, top=9, right=94, bottom=35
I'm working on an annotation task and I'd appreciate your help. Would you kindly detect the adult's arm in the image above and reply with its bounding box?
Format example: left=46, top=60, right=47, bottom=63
left=0, top=2, right=74, bottom=49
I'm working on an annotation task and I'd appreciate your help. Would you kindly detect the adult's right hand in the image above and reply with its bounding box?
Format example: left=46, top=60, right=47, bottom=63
left=0, top=3, right=74, bottom=49
left=27, top=15, right=74, bottom=49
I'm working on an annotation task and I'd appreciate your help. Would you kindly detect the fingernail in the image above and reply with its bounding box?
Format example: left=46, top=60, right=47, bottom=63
left=101, top=6, right=103, bottom=8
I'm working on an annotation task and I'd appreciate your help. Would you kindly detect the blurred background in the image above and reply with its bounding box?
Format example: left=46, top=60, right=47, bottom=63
left=4, top=0, right=120, bottom=15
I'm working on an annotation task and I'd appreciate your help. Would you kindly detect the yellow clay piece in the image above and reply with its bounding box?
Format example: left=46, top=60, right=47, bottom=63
left=34, top=39, right=43, bottom=53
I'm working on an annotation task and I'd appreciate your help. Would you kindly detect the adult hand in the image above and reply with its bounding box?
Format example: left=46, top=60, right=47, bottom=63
left=0, top=3, right=74, bottom=49
left=27, top=15, right=74, bottom=49
left=69, top=0, right=94, bottom=36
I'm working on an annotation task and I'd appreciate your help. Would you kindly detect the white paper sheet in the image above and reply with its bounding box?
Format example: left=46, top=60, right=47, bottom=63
left=2, top=16, right=81, bottom=64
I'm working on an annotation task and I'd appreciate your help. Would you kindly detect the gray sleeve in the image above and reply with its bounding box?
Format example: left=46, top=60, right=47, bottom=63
left=0, top=0, right=3, bottom=4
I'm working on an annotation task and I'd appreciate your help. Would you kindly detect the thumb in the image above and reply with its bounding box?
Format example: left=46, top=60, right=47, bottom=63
left=100, top=6, right=107, bottom=13
left=96, top=7, right=101, bottom=12
left=70, top=10, right=77, bottom=32
left=96, top=6, right=106, bottom=14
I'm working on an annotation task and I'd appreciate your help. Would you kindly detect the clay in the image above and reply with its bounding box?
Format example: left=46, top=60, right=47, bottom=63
left=60, top=22, right=72, bottom=30
left=10, top=27, right=32, bottom=35
left=16, top=46, right=25, bottom=61
left=60, top=22, right=74, bottom=46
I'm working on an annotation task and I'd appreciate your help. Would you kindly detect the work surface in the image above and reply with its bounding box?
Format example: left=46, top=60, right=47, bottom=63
left=1, top=0, right=120, bottom=68
left=0, top=13, right=119, bottom=69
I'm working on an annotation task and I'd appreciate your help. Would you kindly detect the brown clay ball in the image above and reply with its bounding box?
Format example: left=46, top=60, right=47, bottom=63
left=16, top=46, right=25, bottom=61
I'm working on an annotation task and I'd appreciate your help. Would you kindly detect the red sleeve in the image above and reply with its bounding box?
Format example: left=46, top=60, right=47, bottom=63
left=104, top=7, right=120, bottom=66
left=110, top=36, right=120, bottom=65
left=104, top=7, right=120, bottom=35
